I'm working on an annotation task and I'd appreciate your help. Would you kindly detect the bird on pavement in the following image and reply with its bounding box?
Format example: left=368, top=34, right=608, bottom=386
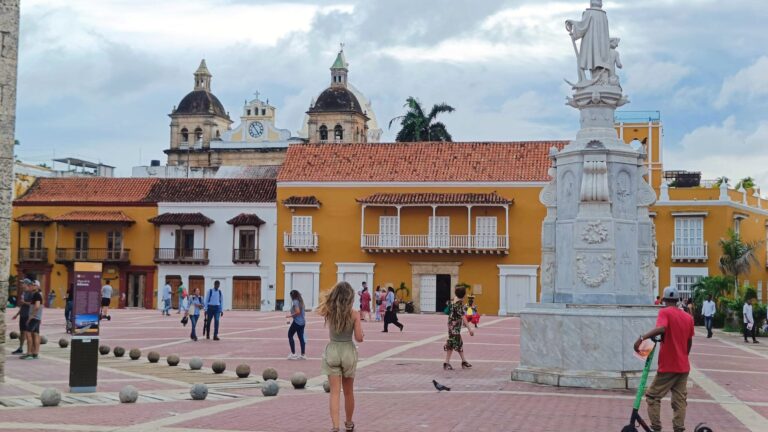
left=433, top=380, right=451, bottom=392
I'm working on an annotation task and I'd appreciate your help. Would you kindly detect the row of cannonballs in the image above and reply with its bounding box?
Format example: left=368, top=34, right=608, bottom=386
left=38, top=342, right=323, bottom=406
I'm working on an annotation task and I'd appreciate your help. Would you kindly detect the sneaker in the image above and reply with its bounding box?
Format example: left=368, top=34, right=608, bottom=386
left=754, top=340, right=760, bottom=344
left=20, top=354, right=32, bottom=360
left=12, top=348, right=23, bottom=355
left=213, top=336, right=220, bottom=341
left=299, top=355, right=307, bottom=360
left=287, top=353, right=298, bottom=360
left=31, top=354, right=39, bottom=359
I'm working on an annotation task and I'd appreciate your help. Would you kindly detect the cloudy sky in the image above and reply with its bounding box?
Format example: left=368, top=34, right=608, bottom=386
left=13, top=0, right=768, bottom=184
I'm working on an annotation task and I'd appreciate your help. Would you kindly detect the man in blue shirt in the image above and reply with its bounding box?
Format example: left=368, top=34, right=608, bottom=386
left=161, top=282, right=172, bottom=316
left=204, top=280, right=224, bottom=340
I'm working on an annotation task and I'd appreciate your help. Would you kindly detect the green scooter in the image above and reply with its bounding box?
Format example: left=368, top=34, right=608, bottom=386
left=622, top=336, right=712, bottom=432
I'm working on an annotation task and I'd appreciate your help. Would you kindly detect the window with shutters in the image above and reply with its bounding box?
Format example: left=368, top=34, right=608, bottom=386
left=29, top=230, right=43, bottom=250
left=379, top=216, right=400, bottom=247
left=428, top=216, right=450, bottom=248
left=75, top=231, right=89, bottom=260
left=475, top=217, right=498, bottom=248
left=107, top=231, right=123, bottom=260
left=292, top=216, right=313, bottom=247
left=674, top=217, right=704, bottom=258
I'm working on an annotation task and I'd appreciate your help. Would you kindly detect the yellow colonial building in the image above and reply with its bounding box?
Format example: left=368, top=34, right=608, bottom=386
left=276, top=141, right=565, bottom=314
left=276, top=113, right=768, bottom=313
left=11, top=178, right=160, bottom=309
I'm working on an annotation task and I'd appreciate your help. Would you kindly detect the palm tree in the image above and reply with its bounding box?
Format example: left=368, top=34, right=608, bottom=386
left=388, top=97, right=455, bottom=142
left=718, top=229, right=761, bottom=295
left=713, top=176, right=730, bottom=188
left=735, top=176, right=755, bottom=190
left=692, top=275, right=733, bottom=307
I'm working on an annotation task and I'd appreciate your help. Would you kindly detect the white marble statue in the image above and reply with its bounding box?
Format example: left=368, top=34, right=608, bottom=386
left=566, top=0, right=611, bottom=84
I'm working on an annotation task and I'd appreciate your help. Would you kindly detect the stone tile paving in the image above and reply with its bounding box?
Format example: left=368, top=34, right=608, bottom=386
left=1, top=309, right=765, bottom=431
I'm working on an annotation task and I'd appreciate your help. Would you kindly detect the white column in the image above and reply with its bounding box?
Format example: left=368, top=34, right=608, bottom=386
left=360, top=205, right=365, bottom=247
left=467, top=205, right=472, bottom=247
left=504, top=204, right=510, bottom=249
left=648, top=121, right=654, bottom=186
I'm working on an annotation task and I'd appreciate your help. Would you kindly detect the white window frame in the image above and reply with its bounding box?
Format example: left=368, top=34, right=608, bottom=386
left=291, top=216, right=313, bottom=247
left=428, top=216, right=450, bottom=248
left=670, top=267, right=708, bottom=302
left=674, top=217, right=704, bottom=258
left=379, top=216, right=400, bottom=247
left=476, top=216, right=498, bottom=248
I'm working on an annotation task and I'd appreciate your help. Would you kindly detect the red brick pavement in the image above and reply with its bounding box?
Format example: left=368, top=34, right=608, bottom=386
left=1, top=309, right=765, bottom=431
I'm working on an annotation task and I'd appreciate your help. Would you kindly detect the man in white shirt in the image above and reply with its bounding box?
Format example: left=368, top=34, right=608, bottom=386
left=101, top=280, right=113, bottom=321
left=743, top=297, right=758, bottom=344
left=702, top=295, right=716, bottom=338
left=162, top=283, right=172, bottom=316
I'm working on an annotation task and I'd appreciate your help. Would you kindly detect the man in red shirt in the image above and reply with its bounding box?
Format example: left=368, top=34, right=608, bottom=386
left=634, top=286, right=694, bottom=432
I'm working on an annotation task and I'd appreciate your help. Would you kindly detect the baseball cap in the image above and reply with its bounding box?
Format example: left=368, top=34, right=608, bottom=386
left=21, top=278, right=33, bottom=285
left=662, top=286, right=679, bottom=301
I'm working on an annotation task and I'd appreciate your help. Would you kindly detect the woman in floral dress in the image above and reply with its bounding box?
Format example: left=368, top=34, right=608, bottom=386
left=443, top=285, right=474, bottom=370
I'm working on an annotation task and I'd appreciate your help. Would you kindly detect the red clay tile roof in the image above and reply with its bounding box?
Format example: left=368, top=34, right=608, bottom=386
left=14, top=178, right=159, bottom=205
left=14, top=213, right=53, bottom=224
left=143, top=179, right=276, bottom=203
left=282, top=196, right=321, bottom=207
left=357, top=192, right=513, bottom=205
left=277, top=141, right=568, bottom=183
left=149, top=212, right=214, bottom=226
left=53, top=211, right=135, bottom=224
left=227, top=213, right=266, bottom=226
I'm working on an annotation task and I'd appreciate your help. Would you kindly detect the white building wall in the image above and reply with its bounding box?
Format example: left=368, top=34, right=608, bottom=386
left=155, top=202, right=277, bottom=311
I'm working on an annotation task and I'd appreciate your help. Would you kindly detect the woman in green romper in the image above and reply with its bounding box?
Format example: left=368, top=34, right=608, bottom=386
left=444, top=285, right=474, bottom=370
left=318, top=281, right=365, bottom=432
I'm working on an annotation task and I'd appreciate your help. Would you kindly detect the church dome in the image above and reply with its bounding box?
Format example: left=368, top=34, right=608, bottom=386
left=309, top=87, right=365, bottom=115
left=175, top=90, right=229, bottom=118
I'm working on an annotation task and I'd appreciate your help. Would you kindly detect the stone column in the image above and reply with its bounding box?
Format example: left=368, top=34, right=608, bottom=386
left=0, top=0, right=20, bottom=383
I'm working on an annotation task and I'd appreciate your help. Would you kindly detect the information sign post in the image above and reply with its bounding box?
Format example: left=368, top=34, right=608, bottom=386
left=69, top=262, right=102, bottom=393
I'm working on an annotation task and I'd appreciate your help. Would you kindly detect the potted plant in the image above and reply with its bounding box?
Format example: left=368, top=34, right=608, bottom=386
left=396, top=282, right=411, bottom=313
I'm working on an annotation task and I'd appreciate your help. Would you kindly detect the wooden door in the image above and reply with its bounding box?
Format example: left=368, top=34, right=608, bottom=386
left=189, top=276, right=205, bottom=299
left=165, top=276, right=181, bottom=309
left=233, top=277, right=261, bottom=310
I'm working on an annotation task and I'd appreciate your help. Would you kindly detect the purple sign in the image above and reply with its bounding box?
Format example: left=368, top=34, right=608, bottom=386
left=72, top=263, right=102, bottom=338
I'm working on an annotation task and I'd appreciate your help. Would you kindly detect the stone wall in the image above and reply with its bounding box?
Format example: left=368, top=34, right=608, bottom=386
left=0, top=0, right=20, bottom=383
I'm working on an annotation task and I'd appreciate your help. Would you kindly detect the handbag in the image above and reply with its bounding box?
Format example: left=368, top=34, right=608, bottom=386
left=181, top=315, right=188, bottom=326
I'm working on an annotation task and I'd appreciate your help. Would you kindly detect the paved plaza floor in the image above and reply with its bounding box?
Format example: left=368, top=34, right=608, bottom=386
left=1, top=309, right=766, bottom=431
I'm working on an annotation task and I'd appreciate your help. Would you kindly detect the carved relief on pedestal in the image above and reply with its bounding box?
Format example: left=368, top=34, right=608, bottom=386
left=637, top=178, right=657, bottom=207
left=575, top=253, right=613, bottom=288
left=640, top=255, right=655, bottom=289
left=580, top=220, right=608, bottom=244
left=579, top=160, right=610, bottom=202
left=615, top=170, right=632, bottom=218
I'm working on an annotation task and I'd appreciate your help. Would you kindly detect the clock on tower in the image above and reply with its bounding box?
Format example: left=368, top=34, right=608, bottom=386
left=248, top=121, right=264, bottom=138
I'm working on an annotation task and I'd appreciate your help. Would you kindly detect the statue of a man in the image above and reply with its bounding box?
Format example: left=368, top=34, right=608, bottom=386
left=566, top=0, right=611, bottom=83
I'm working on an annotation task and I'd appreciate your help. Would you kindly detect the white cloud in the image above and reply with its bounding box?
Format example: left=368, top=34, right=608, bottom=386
left=715, top=56, right=768, bottom=109
left=667, top=117, right=768, bottom=187
left=624, top=60, right=691, bottom=95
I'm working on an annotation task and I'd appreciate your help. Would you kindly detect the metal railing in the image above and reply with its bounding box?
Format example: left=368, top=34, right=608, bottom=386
left=361, top=234, right=508, bottom=250
left=233, top=248, right=260, bottom=262
left=19, top=248, right=48, bottom=262
left=284, top=233, right=318, bottom=250
left=55, top=248, right=131, bottom=263
left=154, top=248, right=209, bottom=263
left=671, top=242, right=708, bottom=261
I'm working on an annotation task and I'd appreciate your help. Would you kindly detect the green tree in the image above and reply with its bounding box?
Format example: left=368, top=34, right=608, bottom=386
left=388, top=97, right=455, bottom=142
left=713, top=176, right=730, bottom=188
left=718, top=229, right=762, bottom=295
left=692, top=275, right=733, bottom=307
left=735, top=176, right=755, bottom=190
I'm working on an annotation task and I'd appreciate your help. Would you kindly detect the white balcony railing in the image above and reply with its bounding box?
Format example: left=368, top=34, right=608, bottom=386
left=361, top=234, right=508, bottom=253
left=284, top=232, right=319, bottom=251
left=672, top=241, right=708, bottom=261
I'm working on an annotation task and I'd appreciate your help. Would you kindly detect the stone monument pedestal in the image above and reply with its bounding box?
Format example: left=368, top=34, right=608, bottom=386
left=512, top=303, right=658, bottom=389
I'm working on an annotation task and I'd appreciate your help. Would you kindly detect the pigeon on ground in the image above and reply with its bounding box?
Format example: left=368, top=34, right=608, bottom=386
left=432, top=380, right=451, bottom=392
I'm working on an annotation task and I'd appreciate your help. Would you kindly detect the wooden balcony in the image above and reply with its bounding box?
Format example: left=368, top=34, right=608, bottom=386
left=233, top=248, right=260, bottom=264
left=18, top=248, right=49, bottom=263
left=361, top=234, right=509, bottom=255
left=154, top=248, right=209, bottom=265
left=671, top=242, right=708, bottom=262
left=284, top=233, right=318, bottom=252
left=55, top=248, right=131, bottom=264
